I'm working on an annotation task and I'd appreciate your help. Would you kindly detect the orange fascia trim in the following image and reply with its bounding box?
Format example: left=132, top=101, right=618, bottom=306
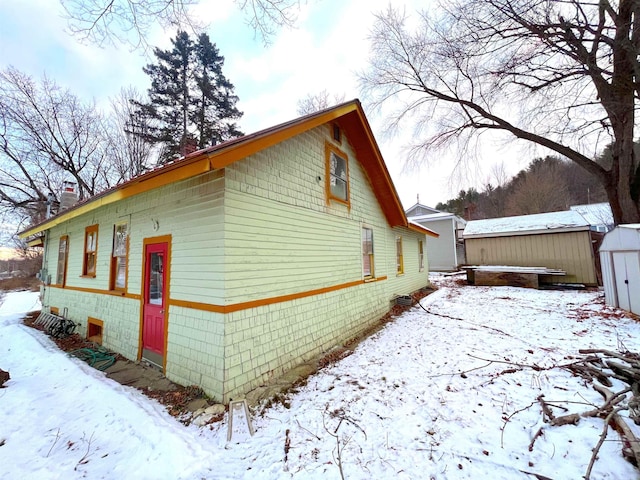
left=27, top=236, right=44, bottom=247
left=408, top=223, right=439, bottom=238
left=207, top=103, right=357, bottom=170
left=18, top=100, right=417, bottom=240
left=19, top=158, right=211, bottom=238
left=170, top=276, right=388, bottom=314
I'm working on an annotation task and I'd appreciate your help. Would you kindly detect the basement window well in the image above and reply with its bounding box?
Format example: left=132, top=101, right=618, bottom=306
left=87, top=317, right=103, bottom=344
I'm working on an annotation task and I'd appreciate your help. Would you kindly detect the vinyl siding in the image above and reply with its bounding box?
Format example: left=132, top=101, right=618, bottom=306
left=422, top=218, right=458, bottom=271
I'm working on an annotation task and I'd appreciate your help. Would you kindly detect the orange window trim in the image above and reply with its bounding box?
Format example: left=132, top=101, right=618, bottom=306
left=325, top=142, right=351, bottom=208
left=331, top=123, right=342, bottom=144
left=87, top=317, right=104, bottom=344
left=396, top=236, right=404, bottom=274
left=110, top=223, right=129, bottom=292
left=57, top=235, right=69, bottom=287
left=83, top=224, right=99, bottom=277
left=362, top=226, right=374, bottom=278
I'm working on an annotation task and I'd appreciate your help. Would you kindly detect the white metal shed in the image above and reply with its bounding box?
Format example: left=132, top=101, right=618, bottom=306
left=599, top=224, right=640, bottom=315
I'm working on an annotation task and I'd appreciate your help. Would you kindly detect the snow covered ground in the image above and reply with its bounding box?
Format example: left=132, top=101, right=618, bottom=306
left=1, top=276, right=639, bottom=479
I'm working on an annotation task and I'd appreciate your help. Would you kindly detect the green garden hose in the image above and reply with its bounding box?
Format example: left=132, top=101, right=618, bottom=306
left=69, top=346, right=116, bottom=371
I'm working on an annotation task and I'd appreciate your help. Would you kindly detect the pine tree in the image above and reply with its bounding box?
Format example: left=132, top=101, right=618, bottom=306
left=136, top=31, right=242, bottom=163
left=192, top=33, right=242, bottom=149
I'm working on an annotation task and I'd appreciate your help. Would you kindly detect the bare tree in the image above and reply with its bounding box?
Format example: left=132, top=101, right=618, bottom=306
left=237, top=0, right=300, bottom=43
left=361, top=1, right=640, bottom=225
left=476, top=163, right=510, bottom=218
left=0, top=67, right=117, bottom=225
left=296, top=90, right=347, bottom=115
left=107, top=86, right=157, bottom=180
left=60, top=0, right=300, bottom=49
left=504, top=163, right=570, bottom=216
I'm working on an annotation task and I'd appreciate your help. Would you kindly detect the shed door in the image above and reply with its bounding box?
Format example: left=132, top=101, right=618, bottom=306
left=142, top=242, right=167, bottom=368
left=613, top=252, right=640, bottom=315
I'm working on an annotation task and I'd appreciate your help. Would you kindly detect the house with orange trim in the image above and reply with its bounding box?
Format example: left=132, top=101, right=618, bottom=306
left=20, top=100, right=438, bottom=402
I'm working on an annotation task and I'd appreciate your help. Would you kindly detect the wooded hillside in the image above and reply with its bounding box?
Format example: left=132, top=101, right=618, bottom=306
left=435, top=156, right=609, bottom=220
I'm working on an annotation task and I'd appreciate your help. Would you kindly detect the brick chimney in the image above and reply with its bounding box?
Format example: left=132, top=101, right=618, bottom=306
left=59, top=181, right=78, bottom=211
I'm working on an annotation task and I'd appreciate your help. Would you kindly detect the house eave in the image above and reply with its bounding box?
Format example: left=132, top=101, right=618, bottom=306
left=19, top=99, right=415, bottom=239
left=464, top=225, right=591, bottom=239
left=19, top=156, right=212, bottom=238
left=408, top=222, right=439, bottom=238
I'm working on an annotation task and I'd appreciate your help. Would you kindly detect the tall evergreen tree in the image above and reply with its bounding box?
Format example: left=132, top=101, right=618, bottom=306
left=192, top=33, right=242, bottom=150
left=136, top=31, right=242, bottom=163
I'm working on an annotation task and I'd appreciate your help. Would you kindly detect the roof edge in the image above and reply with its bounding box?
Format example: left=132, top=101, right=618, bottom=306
left=464, top=225, right=591, bottom=239
left=19, top=101, right=363, bottom=239
left=408, top=221, right=439, bottom=238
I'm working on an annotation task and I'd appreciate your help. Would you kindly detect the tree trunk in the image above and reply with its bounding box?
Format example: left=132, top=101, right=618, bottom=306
left=604, top=0, right=640, bottom=225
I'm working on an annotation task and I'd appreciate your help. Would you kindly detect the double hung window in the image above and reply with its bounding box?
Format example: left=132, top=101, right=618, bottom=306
left=56, top=236, right=69, bottom=286
left=396, top=236, right=404, bottom=274
left=110, top=223, right=128, bottom=290
left=326, top=144, right=349, bottom=204
left=362, top=227, right=374, bottom=278
left=83, top=225, right=98, bottom=277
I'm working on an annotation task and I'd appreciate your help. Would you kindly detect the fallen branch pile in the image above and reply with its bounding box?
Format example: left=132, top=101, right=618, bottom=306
left=500, top=348, right=640, bottom=480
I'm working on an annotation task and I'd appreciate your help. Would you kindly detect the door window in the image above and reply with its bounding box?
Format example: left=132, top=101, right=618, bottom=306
left=148, top=252, right=164, bottom=305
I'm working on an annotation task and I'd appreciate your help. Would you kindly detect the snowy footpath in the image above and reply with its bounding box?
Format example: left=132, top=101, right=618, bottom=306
left=1, top=278, right=639, bottom=479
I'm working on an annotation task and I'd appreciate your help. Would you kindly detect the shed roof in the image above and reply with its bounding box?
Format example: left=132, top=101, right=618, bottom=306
left=404, top=203, right=440, bottom=217
left=463, top=210, right=591, bottom=239
left=409, top=211, right=467, bottom=225
left=600, top=224, right=640, bottom=251
left=569, top=203, right=614, bottom=228
left=20, top=100, right=437, bottom=239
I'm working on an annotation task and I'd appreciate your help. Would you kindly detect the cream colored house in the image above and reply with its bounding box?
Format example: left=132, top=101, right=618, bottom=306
left=463, top=210, right=598, bottom=285
left=20, top=101, right=437, bottom=402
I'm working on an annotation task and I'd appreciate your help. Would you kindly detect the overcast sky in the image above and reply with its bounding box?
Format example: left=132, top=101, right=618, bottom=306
left=0, top=0, right=532, bottom=211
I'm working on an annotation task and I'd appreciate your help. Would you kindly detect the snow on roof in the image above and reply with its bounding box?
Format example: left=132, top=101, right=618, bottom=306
left=464, top=210, right=590, bottom=238
left=600, top=223, right=640, bottom=251
left=404, top=203, right=440, bottom=216
left=408, top=219, right=439, bottom=237
left=408, top=211, right=458, bottom=222
left=569, top=203, right=613, bottom=227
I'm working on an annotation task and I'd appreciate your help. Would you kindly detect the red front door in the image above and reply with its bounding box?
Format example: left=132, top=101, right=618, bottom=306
left=142, top=242, right=167, bottom=368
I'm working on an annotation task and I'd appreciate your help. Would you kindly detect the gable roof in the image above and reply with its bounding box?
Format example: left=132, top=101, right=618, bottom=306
left=463, top=210, right=591, bottom=239
left=405, top=203, right=441, bottom=217
left=569, top=203, right=614, bottom=228
left=409, top=211, right=467, bottom=226
left=20, top=100, right=437, bottom=239
left=600, top=224, right=640, bottom=251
